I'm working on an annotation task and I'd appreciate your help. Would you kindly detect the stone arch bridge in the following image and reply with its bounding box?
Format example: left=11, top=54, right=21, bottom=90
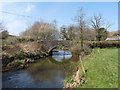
left=37, top=40, right=70, bottom=53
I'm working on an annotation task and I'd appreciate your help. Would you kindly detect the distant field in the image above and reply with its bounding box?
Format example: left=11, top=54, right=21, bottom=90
left=80, top=48, right=118, bottom=88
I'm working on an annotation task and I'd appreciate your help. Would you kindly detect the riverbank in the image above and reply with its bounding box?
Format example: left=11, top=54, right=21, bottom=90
left=64, top=48, right=118, bottom=88
left=2, top=56, right=49, bottom=72
left=2, top=42, right=49, bottom=72
left=2, top=54, right=79, bottom=88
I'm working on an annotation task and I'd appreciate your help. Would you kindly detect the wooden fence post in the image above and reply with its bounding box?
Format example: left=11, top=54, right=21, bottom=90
left=79, top=55, right=85, bottom=75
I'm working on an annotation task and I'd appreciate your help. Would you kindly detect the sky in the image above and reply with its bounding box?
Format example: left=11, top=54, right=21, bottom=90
left=0, top=2, right=118, bottom=36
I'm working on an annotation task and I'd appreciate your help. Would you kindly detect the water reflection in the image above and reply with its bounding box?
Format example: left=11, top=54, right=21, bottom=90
left=52, top=55, right=72, bottom=62
left=52, top=49, right=72, bottom=55
left=52, top=49, right=72, bottom=62
left=26, top=58, right=66, bottom=83
left=2, top=49, right=79, bottom=88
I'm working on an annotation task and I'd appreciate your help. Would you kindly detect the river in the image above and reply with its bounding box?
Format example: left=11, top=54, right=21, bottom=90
left=2, top=49, right=79, bottom=88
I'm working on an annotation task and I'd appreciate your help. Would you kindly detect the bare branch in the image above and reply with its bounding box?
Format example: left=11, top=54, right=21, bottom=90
left=105, top=21, right=113, bottom=30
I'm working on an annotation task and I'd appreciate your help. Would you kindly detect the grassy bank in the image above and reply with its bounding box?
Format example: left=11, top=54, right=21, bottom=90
left=65, top=48, right=118, bottom=88
left=80, top=48, right=118, bottom=88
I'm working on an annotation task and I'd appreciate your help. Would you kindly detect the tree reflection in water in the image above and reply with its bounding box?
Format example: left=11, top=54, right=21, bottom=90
left=26, top=55, right=79, bottom=83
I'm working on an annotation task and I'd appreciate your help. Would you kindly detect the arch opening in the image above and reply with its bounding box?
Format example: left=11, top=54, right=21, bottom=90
left=48, top=45, right=69, bottom=56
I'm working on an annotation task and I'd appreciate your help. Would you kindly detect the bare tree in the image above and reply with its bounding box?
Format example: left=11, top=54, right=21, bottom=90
left=67, top=26, right=76, bottom=41
left=90, top=14, right=111, bottom=41
left=74, top=8, right=86, bottom=48
left=20, top=21, right=60, bottom=40
left=51, top=20, right=57, bottom=30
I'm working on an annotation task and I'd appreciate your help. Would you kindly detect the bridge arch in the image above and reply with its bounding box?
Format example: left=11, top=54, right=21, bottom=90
left=48, top=45, right=69, bottom=55
left=38, top=40, right=70, bottom=54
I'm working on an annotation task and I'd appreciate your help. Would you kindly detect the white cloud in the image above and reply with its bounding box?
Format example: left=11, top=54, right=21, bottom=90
left=25, top=4, right=35, bottom=12
left=0, top=3, right=34, bottom=35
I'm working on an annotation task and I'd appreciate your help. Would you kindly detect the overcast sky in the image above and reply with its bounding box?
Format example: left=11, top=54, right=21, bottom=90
left=0, top=2, right=118, bottom=36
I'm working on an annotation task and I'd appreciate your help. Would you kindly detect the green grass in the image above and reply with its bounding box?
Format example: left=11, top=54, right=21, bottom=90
left=10, top=60, right=25, bottom=67
left=14, top=61, right=25, bottom=64
left=79, top=48, right=118, bottom=88
left=65, top=76, right=74, bottom=83
left=110, top=36, right=119, bottom=38
left=55, top=46, right=66, bottom=49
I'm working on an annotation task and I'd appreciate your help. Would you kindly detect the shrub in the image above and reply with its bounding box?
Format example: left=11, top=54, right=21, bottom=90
left=70, top=43, right=92, bottom=55
left=28, top=38, right=35, bottom=42
left=17, top=38, right=26, bottom=42
left=2, top=45, right=9, bottom=51
left=5, top=37, right=17, bottom=44
left=2, top=55, right=14, bottom=66
left=14, top=52, right=26, bottom=60
left=9, top=61, right=25, bottom=67
left=16, top=38, right=35, bottom=43
left=2, top=39, right=7, bottom=45
left=87, top=41, right=120, bottom=48
left=24, top=58, right=32, bottom=60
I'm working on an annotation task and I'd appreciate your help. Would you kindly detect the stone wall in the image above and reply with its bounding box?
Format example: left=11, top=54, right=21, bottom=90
left=37, top=40, right=70, bottom=52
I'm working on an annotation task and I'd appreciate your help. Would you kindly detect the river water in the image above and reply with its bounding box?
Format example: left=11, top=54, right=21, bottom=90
left=2, top=49, right=79, bottom=88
